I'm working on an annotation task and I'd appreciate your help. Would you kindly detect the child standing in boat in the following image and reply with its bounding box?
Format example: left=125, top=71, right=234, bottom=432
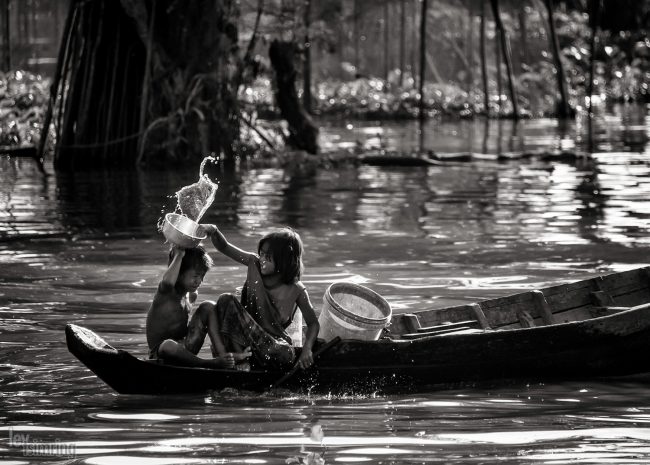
left=146, top=245, right=249, bottom=368
left=202, top=225, right=320, bottom=371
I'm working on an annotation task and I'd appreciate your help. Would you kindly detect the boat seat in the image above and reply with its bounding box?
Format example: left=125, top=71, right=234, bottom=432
left=470, top=303, right=491, bottom=329
left=514, top=292, right=558, bottom=328
left=396, top=302, right=492, bottom=338
left=531, top=290, right=557, bottom=325
left=400, top=314, right=421, bottom=333
left=590, top=290, right=616, bottom=307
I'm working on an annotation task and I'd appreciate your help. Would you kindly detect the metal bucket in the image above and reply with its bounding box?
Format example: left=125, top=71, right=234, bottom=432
left=162, top=213, right=207, bottom=248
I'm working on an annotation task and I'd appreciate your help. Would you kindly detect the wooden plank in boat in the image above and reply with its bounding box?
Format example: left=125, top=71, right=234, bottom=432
left=397, top=268, right=650, bottom=333
left=471, top=303, right=491, bottom=329
left=407, top=305, right=477, bottom=329
left=407, top=298, right=534, bottom=330
left=600, top=269, right=650, bottom=298
left=552, top=307, right=593, bottom=323
left=417, top=320, right=479, bottom=332
left=481, top=293, right=542, bottom=327
left=589, top=306, right=630, bottom=317
left=601, top=267, right=649, bottom=289
left=488, top=269, right=650, bottom=324
left=401, top=314, right=421, bottom=333
left=539, top=268, right=649, bottom=309
left=399, top=326, right=476, bottom=339
left=614, top=294, right=647, bottom=307
left=612, top=288, right=650, bottom=307
left=607, top=279, right=650, bottom=302
left=531, top=290, right=557, bottom=325
left=521, top=281, right=595, bottom=312
left=506, top=270, right=650, bottom=325
left=590, top=290, right=616, bottom=307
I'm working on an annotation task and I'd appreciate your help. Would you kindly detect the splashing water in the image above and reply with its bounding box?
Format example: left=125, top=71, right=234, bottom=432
left=175, top=156, right=219, bottom=222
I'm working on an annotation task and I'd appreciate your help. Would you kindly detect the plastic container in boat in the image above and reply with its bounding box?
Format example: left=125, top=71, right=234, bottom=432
left=318, top=282, right=391, bottom=341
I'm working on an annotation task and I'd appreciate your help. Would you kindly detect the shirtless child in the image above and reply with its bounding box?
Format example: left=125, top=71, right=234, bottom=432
left=146, top=245, right=249, bottom=368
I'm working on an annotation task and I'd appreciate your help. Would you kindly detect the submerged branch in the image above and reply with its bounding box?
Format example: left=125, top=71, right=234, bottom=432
left=239, top=112, right=276, bottom=151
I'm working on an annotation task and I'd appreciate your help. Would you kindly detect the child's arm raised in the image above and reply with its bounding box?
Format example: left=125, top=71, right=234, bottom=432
left=295, top=288, right=320, bottom=369
left=202, top=224, right=255, bottom=265
left=161, top=246, right=185, bottom=288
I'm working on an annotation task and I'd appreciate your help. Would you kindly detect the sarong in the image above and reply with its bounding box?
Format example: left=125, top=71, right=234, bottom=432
left=216, top=258, right=295, bottom=370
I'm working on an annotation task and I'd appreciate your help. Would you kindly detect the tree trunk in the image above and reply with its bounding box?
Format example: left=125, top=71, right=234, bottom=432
left=517, top=2, right=529, bottom=68
left=496, top=28, right=503, bottom=115
left=418, top=0, right=428, bottom=122
left=38, top=0, right=75, bottom=160
left=466, top=3, right=474, bottom=96
left=353, top=0, right=359, bottom=73
left=50, top=0, right=145, bottom=170
left=399, top=0, right=405, bottom=86
left=587, top=0, right=602, bottom=152
left=411, top=0, right=418, bottom=84
left=42, top=0, right=242, bottom=169
left=489, top=0, right=519, bottom=119
left=303, top=0, right=312, bottom=114
left=2, top=0, right=10, bottom=71
left=123, top=0, right=242, bottom=165
left=383, top=1, right=389, bottom=81
left=269, top=39, right=319, bottom=154
left=480, top=0, right=489, bottom=115
left=543, top=0, right=573, bottom=117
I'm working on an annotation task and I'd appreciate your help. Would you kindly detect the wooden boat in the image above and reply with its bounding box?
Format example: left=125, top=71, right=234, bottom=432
left=66, top=266, right=650, bottom=395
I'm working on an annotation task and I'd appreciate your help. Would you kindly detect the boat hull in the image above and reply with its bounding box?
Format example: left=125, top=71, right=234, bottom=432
left=66, top=301, right=650, bottom=394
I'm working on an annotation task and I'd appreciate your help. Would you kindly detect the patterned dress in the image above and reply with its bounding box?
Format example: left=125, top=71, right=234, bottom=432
left=217, top=257, right=304, bottom=370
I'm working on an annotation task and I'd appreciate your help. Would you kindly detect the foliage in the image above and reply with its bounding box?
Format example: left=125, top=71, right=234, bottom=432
left=0, top=71, right=50, bottom=148
left=237, top=0, right=649, bottom=120
left=143, top=72, right=217, bottom=163
left=2, top=0, right=650, bottom=155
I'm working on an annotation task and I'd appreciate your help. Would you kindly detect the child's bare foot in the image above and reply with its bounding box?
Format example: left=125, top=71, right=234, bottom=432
left=207, top=352, right=235, bottom=369
left=234, top=347, right=252, bottom=362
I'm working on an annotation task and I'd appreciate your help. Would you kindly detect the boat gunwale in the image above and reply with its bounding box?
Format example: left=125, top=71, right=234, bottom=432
left=391, top=266, right=650, bottom=334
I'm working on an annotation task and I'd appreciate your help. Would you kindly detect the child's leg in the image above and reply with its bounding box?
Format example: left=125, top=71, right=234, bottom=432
left=249, top=329, right=295, bottom=370
left=187, top=301, right=230, bottom=358
left=187, top=301, right=250, bottom=365
left=215, top=294, right=253, bottom=362
left=217, top=294, right=295, bottom=370
left=157, top=339, right=233, bottom=368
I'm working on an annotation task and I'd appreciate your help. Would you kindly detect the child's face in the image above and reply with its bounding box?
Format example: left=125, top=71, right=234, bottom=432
left=179, top=268, right=206, bottom=293
left=259, top=244, right=276, bottom=276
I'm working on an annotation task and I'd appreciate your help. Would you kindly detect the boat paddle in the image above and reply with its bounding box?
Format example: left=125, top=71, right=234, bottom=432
left=270, top=336, right=341, bottom=390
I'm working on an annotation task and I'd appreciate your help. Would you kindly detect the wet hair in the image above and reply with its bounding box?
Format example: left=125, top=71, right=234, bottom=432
left=258, top=228, right=304, bottom=284
left=168, top=245, right=213, bottom=275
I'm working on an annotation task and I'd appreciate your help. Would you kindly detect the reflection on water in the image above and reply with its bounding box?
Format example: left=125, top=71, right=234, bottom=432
left=1, top=109, right=650, bottom=463
left=2, top=382, right=650, bottom=463
left=1, top=107, right=649, bottom=249
left=321, top=103, right=649, bottom=156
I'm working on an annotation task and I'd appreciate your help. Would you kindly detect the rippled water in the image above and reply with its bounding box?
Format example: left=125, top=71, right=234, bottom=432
left=1, top=108, right=650, bottom=463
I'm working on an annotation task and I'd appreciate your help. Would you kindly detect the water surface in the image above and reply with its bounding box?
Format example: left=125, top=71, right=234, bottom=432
left=1, top=109, right=650, bottom=463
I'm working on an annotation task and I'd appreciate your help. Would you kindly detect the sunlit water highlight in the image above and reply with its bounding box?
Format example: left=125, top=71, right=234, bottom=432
left=1, top=111, right=650, bottom=463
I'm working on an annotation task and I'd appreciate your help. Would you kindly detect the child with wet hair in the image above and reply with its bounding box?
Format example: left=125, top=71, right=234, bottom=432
left=146, top=245, right=250, bottom=368
left=202, top=225, right=319, bottom=371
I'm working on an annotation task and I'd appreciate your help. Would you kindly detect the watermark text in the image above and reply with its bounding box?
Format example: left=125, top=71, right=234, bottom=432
left=9, top=427, right=76, bottom=458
